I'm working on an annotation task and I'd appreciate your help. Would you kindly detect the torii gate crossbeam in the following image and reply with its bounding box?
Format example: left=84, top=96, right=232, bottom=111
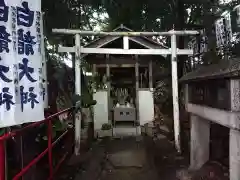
left=52, top=29, right=199, bottom=155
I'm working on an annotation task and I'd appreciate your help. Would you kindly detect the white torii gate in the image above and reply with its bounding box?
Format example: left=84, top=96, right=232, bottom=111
left=52, top=28, right=199, bottom=155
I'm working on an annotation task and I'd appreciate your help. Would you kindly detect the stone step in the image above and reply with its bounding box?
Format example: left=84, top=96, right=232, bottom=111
left=113, top=126, right=141, bottom=137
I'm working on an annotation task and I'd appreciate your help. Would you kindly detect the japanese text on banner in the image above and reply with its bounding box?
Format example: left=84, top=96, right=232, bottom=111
left=0, top=0, right=44, bottom=128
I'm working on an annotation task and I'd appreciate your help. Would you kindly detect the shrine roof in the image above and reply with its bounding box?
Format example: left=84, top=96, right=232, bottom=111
left=180, top=58, right=240, bottom=83
left=82, top=24, right=168, bottom=58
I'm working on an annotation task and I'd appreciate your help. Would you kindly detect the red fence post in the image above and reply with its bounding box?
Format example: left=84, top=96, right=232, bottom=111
left=0, top=140, right=5, bottom=180
left=0, top=108, right=72, bottom=180
left=48, top=120, right=53, bottom=179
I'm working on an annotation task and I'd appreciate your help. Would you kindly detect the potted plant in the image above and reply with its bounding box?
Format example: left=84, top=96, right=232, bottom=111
left=99, top=123, right=112, bottom=137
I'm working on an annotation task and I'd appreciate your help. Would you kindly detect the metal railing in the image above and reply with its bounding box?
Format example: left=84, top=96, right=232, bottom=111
left=0, top=107, right=74, bottom=180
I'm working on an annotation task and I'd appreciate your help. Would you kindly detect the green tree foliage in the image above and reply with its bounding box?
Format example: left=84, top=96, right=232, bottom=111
left=41, top=0, right=240, bottom=116
left=41, top=0, right=105, bottom=114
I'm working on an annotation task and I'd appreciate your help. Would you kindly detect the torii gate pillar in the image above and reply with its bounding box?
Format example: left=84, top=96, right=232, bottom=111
left=74, top=34, right=82, bottom=155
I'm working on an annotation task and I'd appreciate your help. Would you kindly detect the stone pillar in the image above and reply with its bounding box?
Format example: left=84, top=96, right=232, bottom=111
left=148, top=60, right=153, bottom=90
left=230, top=79, right=240, bottom=111
left=106, top=55, right=111, bottom=124
left=184, top=84, right=189, bottom=110
left=229, top=79, right=240, bottom=180
left=92, top=64, right=97, bottom=91
left=190, top=114, right=210, bottom=170
left=229, top=129, right=240, bottom=180
left=135, top=55, right=139, bottom=126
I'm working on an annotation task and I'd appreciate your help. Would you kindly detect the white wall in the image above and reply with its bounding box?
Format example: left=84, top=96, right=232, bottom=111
left=138, top=90, right=154, bottom=126
left=93, top=91, right=109, bottom=131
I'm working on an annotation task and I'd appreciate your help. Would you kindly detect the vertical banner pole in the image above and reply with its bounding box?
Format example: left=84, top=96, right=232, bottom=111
left=48, top=120, right=53, bottom=178
left=41, top=13, right=48, bottom=108
left=0, top=140, right=5, bottom=180
left=171, top=32, right=181, bottom=153
left=74, top=34, right=82, bottom=155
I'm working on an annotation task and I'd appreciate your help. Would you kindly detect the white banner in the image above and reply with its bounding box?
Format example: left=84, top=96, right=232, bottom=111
left=215, top=18, right=225, bottom=47
left=0, top=0, right=44, bottom=127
